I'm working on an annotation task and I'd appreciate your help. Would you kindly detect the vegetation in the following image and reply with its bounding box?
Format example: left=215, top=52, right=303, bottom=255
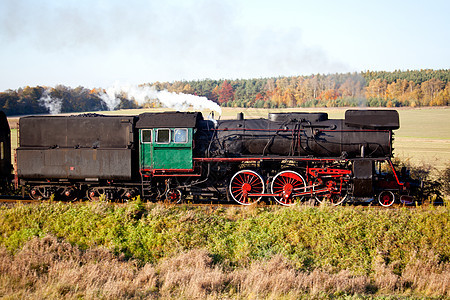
left=0, top=201, right=448, bottom=298
left=1, top=69, right=449, bottom=116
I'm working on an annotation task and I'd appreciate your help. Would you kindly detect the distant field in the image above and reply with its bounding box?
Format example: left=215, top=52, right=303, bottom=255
left=391, top=108, right=450, bottom=170
left=8, top=106, right=450, bottom=170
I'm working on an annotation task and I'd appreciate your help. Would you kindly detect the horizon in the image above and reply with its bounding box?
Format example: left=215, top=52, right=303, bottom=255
left=2, top=68, right=449, bottom=92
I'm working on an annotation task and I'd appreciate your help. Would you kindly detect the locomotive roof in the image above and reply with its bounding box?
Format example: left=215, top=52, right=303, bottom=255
left=345, top=110, right=399, bottom=130
left=136, top=111, right=203, bottom=128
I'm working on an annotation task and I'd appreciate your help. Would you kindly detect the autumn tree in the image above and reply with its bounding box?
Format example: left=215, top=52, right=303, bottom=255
left=365, top=78, right=388, bottom=99
left=182, top=84, right=194, bottom=94
left=421, top=78, right=445, bottom=105
left=218, top=80, right=234, bottom=105
left=339, top=77, right=364, bottom=99
left=209, top=85, right=220, bottom=103
left=319, top=89, right=340, bottom=101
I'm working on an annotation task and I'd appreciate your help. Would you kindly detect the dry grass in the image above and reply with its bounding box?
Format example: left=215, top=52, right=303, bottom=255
left=231, top=255, right=371, bottom=298
left=0, top=235, right=157, bottom=299
left=1, top=235, right=448, bottom=299
left=159, top=249, right=228, bottom=298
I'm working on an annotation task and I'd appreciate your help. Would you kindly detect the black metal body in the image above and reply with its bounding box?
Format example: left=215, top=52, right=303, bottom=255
left=17, top=114, right=138, bottom=181
left=211, top=110, right=398, bottom=159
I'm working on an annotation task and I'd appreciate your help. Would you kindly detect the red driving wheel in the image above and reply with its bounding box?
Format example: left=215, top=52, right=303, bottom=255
left=229, top=170, right=264, bottom=205
left=271, top=170, right=306, bottom=206
left=378, top=191, right=395, bottom=207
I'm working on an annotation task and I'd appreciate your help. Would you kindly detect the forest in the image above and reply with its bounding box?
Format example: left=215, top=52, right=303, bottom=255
left=0, top=69, right=449, bottom=116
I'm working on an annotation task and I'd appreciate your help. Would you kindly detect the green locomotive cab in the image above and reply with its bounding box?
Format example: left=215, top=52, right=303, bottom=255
left=139, top=127, right=193, bottom=170
left=136, top=112, right=201, bottom=174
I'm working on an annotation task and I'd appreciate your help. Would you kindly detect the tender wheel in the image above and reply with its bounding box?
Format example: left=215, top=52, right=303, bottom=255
left=121, top=188, right=138, bottom=202
left=378, top=191, right=395, bottom=207
left=314, top=178, right=348, bottom=206
left=30, top=187, right=44, bottom=200
left=87, top=187, right=106, bottom=201
left=166, top=188, right=182, bottom=204
left=62, top=187, right=79, bottom=202
left=271, top=170, right=306, bottom=206
left=229, top=170, right=264, bottom=205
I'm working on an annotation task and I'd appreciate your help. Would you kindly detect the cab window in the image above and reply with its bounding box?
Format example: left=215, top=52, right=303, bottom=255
left=173, top=128, right=188, bottom=143
left=156, top=129, right=170, bottom=144
left=141, top=130, right=152, bottom=143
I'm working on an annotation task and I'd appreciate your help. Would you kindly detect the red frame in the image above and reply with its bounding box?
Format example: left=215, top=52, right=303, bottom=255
left=213, top=128, right=390, bottom=133
left=194, top=157, right=337, bottom=163
left=307, top=167, right=351, bottom=178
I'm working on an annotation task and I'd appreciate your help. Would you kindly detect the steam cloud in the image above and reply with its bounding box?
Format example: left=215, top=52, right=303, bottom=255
left=36, top=84, right=222, bottom=116
left=39, top=90, right=62, bottom=114
left=99, top=84, right=222, bottom=115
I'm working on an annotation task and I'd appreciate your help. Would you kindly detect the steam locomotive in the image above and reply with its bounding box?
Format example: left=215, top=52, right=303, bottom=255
left=6, top=109, right=416, bottom=206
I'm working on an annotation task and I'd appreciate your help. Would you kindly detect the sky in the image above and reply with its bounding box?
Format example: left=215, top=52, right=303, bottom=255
left=0, top=0, right=449, bottom=92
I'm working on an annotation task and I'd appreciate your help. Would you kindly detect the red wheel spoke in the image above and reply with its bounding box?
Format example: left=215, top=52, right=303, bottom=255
left=287, top=177, right=293, bottom=185
left=236, top=175, right=245, bottom=185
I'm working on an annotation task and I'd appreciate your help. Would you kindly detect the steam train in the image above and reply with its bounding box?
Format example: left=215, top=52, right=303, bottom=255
left=1, top=109, right=417, bottom=206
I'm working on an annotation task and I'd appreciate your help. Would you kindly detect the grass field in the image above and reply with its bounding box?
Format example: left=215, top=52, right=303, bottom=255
left=7, top=106, right=450, bottom=170
left=0, top=202, right=449, bottom=299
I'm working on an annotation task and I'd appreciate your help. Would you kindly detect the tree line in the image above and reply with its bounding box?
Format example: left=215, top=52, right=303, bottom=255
left=159, top=69, right=449, bottom=108
left=0, top=69, right=448, bottom=116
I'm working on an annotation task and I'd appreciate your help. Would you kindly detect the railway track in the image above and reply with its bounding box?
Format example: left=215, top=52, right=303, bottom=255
left=0, top=196, right=433, bottom=208
left=0, top=196, right=37, bottom=207
left=0, top=197, right=244, bottom=207
left=0, top=199, right=36, bottom=203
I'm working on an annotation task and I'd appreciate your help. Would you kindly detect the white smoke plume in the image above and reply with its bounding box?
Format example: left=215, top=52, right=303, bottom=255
left=99, top=84, right=222, bottom=115
left=39, top=89, right=63, bottom=114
